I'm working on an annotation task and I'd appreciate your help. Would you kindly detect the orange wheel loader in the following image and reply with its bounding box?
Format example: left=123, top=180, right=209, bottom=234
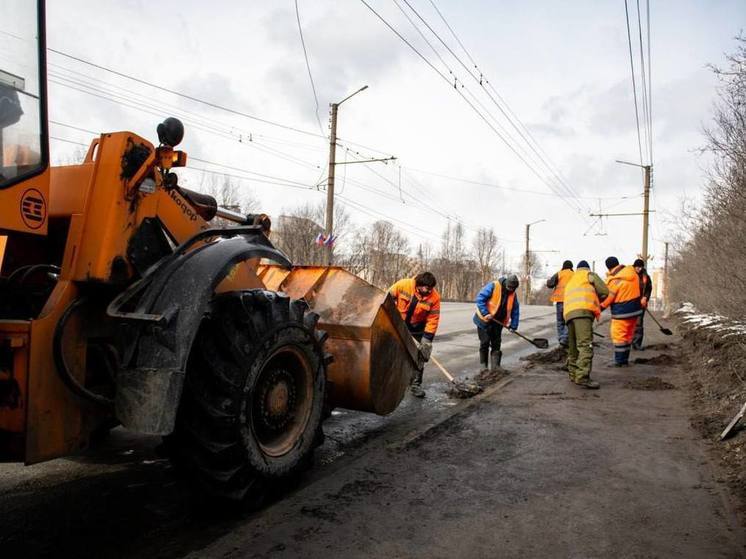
left=0, top=1, right=422, bottom=501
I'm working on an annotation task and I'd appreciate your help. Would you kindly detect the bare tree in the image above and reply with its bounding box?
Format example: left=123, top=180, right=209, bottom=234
left=200, top=172, right=258, bottom=214
left=52, top=146, right=87, bottom=166
left=343, top=220, right=412, bottom=288
left=520, top=251, right=543, bottom=303
left=670, top=35, right=746, bottom=318
left=472, top=227, right=500, bottom=285
left=272, top=203, right=326, bottom=265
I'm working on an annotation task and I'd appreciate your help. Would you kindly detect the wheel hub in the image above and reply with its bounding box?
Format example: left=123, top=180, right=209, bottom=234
left=257, top=367, right=297, bottom=432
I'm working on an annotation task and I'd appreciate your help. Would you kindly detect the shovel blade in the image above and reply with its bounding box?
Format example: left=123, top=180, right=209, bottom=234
left=661, top=328, right=673, bottom=336
left=533, top=338, right=550, bottom=349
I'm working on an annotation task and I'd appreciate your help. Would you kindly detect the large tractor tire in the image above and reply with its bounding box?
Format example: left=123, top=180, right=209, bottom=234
left=167, top=289, right=328, bottom=502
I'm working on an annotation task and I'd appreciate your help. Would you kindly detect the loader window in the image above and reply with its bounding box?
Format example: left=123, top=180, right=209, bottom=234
left=0, top=1, right=46, bottom=190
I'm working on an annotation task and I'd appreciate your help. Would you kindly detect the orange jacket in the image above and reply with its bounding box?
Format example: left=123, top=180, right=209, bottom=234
left=549, top=268, right=574, bottom=303
left=389, top=278, right=441, bottom=340
left=602, top=265, right=643, bottom=318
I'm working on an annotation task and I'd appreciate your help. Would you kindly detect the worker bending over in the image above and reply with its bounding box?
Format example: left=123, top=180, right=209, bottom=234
left=632, top=258, right=653, bottom=350
left=546, top=260, right=574, bottom=348
left=563, top=260, right=608, bottom=389
left=601, top=256, right=643, bottom=366
left=473, top=274, right=520, bottom=372
left=389, top=272, right=441, bottom=398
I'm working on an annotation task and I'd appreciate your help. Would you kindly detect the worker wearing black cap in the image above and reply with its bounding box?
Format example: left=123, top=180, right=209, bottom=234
left=473, top=274, right=520, bottom=372
left=632, top=259, right=653, bottom=350
left=601, top=256, right=643, bottom=366
left=546, top=260, right=574, bottom=348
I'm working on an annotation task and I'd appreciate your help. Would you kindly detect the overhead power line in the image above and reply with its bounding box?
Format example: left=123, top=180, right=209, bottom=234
left=400, top=0, right=589, bottom=211
left=358, top=0, right=585, bottom=216
left=48, top=70, right=325, bottom=171
left=294, top=0, right=325, bottom=135
left=623, top=0, right=645, bottom=166
left=48, top=47, right=326, bottom=140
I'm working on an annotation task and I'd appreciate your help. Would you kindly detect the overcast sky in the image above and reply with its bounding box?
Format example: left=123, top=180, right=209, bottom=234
left=46, top=1, right=745, bottom=277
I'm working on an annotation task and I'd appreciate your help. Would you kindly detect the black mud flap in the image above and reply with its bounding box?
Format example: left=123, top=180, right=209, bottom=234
left=108, top=227, right=291, bottom=435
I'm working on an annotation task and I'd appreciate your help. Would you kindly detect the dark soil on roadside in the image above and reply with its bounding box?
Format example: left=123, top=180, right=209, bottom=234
left=678, top=316, right=746, bottom=522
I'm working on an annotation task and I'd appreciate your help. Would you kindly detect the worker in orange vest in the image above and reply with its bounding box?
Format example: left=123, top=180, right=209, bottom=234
left=389, top=272, right=441, bottom=398
left=601, top=256, right=643, bottom=366
left=473, top=274, right=520, bottom=372
left=563, top=260, right=609, bottom=388
left=546, top=260, right=574, bottom=348
left=632, top=258, right=653, bottom=350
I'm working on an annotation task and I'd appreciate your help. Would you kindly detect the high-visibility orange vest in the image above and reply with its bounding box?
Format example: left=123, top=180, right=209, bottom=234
left=563, top=269, right=601, bottom=319
left=389, top=277, right=441, bottom=337
left=605, top=265, right=641, bottom=304
left=475, top=281, right=516, bottom=326
left=550, top=269, right=573, bottom=303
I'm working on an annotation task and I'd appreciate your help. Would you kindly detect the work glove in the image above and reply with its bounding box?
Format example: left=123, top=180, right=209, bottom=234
left=419, top=339, right=433, bottom=361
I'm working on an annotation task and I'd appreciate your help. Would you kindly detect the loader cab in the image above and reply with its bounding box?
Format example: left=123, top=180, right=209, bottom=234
left=0, top=0, right=49, bottom=236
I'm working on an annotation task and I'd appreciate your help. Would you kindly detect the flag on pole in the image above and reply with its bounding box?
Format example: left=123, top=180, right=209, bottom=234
left=314, top=233, right=336, bottom=247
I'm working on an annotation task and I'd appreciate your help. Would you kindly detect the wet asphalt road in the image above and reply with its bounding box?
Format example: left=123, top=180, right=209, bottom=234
left=2, top=304, right=744, bottom=557
left=0, top=303, right=552, bottom=558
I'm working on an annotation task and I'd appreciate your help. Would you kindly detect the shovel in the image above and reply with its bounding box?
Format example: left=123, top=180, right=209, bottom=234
left=646, top=309, right=673, bottom=336
left=720, top=402, right=746, bottom=440
left=430, top=356, right=482, bottom=398
left=508, top=329, right=549, bottom=349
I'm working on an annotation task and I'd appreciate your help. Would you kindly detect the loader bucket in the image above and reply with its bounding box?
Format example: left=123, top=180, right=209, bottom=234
left=258, top=265, right=420, bottom=415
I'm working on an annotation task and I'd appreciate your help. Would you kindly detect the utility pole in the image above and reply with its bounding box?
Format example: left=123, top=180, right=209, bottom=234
left=523, top=219, right=546, bottom=305
left=324, top=103, right=338, bottom=265
left=323, top=85, right=394, bottom=265
left=663, top=241, right=670, bottom=314
left=601, top=160, right=653, bottom=265
left=641, top=165, right=651, bottom=264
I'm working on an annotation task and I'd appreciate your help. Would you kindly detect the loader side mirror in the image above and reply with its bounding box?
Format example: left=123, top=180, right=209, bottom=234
left=156, top=117, right=184, bottom=148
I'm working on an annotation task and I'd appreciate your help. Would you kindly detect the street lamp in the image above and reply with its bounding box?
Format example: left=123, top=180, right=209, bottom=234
left=324, top=86, right=369, bottom=264
left=524, top=219, right=546, bottom=304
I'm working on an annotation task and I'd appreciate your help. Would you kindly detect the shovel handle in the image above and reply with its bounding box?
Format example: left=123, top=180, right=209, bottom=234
left=645, top=309, right=673, bottom=334
left=509, top=328, right=546, bottom=348
left=430, top=356, right=455, bottom=382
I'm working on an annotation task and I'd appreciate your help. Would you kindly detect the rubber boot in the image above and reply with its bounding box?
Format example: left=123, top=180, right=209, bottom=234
left=479, top=348, right=489, bottom=372
left=410, top=369, right=425, bottom=398
left=490, top=350, right=502, bottom=372
left=575, top=378, right=600, bottom=389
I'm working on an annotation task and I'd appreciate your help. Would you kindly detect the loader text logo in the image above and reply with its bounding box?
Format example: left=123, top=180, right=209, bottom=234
left=20, top=189, right=47, bottom=229
left=168, top=188, right=198, bottom=221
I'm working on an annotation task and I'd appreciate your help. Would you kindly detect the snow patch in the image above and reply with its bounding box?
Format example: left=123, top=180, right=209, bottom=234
left=676, top=302, right=746, bottom=340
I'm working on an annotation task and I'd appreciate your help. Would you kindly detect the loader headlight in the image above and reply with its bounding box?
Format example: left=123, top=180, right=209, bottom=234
left=157, top=117, right=184, bottom=148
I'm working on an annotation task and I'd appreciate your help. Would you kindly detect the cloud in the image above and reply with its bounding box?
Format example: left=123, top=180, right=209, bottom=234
left=258, top=2, right=413, bottom=125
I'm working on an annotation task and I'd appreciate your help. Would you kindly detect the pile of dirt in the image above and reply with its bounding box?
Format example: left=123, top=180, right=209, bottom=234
left=624, top=376, right=675, bottom=390
left=474, top=367, right=509, bottom=387
left=677, top=316, right=746, bottom=521
left=520, top=346, right=566, bottom=364
left=633, top=353, right=679, bottom=366
left=446, top=382, right=483, bottom=399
